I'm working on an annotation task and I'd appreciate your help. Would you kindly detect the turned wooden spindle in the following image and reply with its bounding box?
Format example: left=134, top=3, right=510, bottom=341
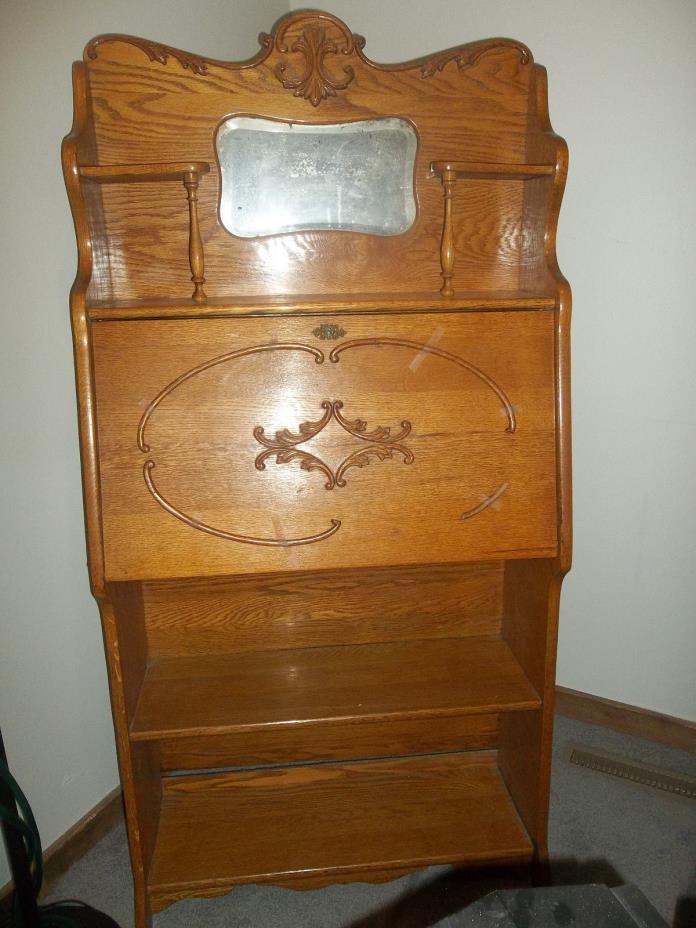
left=183, top=170, right=207, bottom=303
left=439, top=167, right=457, bottom=297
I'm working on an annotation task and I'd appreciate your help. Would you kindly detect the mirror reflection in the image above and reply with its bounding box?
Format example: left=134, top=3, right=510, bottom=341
left=217, top=116, right=418, bottom=238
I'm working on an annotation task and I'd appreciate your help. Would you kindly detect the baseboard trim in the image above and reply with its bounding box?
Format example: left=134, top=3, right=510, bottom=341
left=555, top=686, right=696, bottom=753
left=0, top=786, right=123, bottom=914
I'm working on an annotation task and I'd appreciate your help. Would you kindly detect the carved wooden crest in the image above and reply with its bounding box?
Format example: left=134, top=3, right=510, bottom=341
left=84, top=11, right=532, bottom=107
left=264, top=13, right=364, bottom=107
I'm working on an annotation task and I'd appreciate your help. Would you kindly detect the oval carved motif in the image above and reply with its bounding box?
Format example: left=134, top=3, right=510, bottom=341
left=138, top=339, right=517, bottom=545
left=138, top=343, right=337, bottom=547
left=328, top=338, right=517, bottom=433
left=328, top=339, right=514, bottom=519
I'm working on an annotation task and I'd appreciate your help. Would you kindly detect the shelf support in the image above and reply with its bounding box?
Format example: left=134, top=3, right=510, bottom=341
left=79, top=161, right=211, bottom=304
left=183, top=170, right=207, bottom=303
left=430, top=160, right=555, bottom=298
left=438, top=166, right=457, bottom=297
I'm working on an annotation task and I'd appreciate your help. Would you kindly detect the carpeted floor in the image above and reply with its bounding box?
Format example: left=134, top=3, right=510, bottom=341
left=43, top=716, right=696, bottom=927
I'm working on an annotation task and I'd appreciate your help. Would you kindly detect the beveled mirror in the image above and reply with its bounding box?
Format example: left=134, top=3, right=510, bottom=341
left=216, top=116, right=418, bottom=238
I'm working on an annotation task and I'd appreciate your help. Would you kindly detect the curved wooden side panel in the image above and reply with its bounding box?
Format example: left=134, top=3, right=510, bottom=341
left=98, top=588, right=158, bottom=928
left=524, top=63, right=572, bottom=575
left=61, top=61, right=105, bottom=600
left=63, top=68, right=156, bottom=927
left=498, top=65, right=571, bottom=868
left=529, top=77, right=571, bottom=849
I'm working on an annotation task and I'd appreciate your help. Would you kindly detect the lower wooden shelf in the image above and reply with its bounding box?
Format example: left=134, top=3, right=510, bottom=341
left=148, top=751, right=533, bottom=909
left=131, top=637, right=540, bottom=741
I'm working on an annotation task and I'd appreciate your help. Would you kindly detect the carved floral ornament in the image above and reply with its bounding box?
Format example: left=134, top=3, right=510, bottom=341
left=136, top=339, right=516, bottom=547
left=269, top=17, right=363, bottom=107
left=84, top=12, right=532, bottom=108
left=254, top=399, right=414, bottom=490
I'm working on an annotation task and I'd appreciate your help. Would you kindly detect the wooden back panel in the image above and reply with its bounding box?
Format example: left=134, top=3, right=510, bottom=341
left=79, top=11, right=542, bottom=303
left=143, top=561, right=503, bottom=658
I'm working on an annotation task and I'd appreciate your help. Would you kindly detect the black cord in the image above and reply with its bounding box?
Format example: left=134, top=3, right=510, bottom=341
left=0, top=754, right=120, bottom=928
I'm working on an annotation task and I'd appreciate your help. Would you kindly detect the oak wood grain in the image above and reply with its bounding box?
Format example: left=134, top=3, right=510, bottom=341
left=93, top=175, right=530, bottom=301
left=148, top=752, right=532, bottom=908
left=499, top=558, right=565, bottom=861
left=80, top=161, right=210, bottom=182
left=108, top=581, right=148, bottom=720
left=143, top=561, right=503, bottom=657
left=82, top=27, right=533, bottom=302
left=62, top=61, right=108, bottom=596
left=431, top=161, right=554, bottom=179
left=87, top=291, right=557, bottom=321
left=130, top=636, right=539, bottom=741
left=97, top=594, right=159, bottom=928
left=157, top=713, right=500, bottom=771
left=91, top=311, right=558, bottom=580
left=523, top=65, right=572, bottom=573
left=63, top=12, right=570, bottom=924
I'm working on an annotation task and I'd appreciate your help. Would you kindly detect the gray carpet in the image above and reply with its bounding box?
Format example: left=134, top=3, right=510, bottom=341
left=43, top=716, right=696, bottom=927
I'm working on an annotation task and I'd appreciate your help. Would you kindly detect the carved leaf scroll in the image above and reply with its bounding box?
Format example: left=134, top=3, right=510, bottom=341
left=335, top=444, right=415, bottom=488
left=85, top=35, right=209, bottom=74
left=254, top=400, right=414, bottom=489
left=138, top=343, right=339, bottom=546
left=253, top=400, right=333, bottom=451
left=254, top=401, right=337, bottom=490
left=333, top=400, right=412, bottom=444
left=420, top=39, right=531, bottom=77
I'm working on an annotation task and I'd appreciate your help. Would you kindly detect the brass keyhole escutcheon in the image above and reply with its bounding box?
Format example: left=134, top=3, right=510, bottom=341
left=313, top=324, right=346, bottom=340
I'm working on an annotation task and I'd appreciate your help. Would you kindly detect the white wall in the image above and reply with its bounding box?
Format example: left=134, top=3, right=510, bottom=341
left=291, top=0, right=696, bottom=721
left=0, top=0, right=287, bottom=887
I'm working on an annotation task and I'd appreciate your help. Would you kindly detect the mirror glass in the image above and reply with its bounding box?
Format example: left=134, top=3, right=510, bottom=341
left=217, top=116, right=417, bottom=238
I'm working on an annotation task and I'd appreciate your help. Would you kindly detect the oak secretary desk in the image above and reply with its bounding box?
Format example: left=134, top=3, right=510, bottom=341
left=63, top=10, right=571, bottom=926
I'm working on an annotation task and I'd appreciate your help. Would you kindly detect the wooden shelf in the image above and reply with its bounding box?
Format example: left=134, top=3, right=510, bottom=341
left=131, top=637, right=540, bottom=741
left=148, top=752, right=533, bottom=903
left=87, top=291, right=557, bottom=320
left=430, top=161, right=555, bottom=180
left=81, top=160, right=553, bottom=184
left=80, top=161, right=210, bottom=183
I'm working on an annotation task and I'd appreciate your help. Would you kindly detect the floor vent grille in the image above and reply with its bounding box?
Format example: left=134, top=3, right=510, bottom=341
left=569, top=748, right=696, bottom=799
